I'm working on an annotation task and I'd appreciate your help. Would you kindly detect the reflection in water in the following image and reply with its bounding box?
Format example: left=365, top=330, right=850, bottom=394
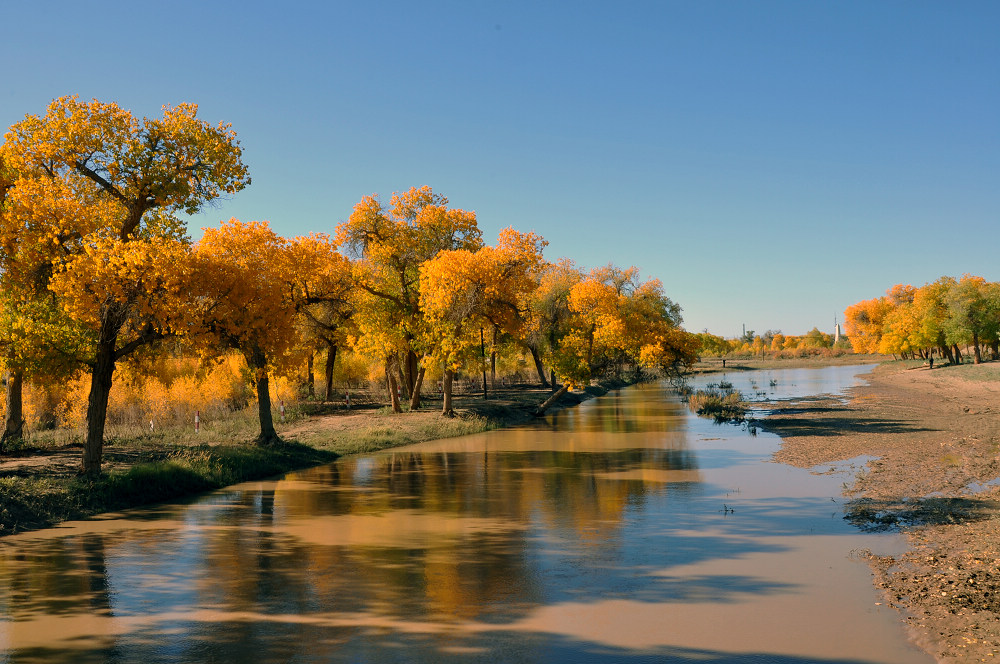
left=0, top=371, right=932, bottom=663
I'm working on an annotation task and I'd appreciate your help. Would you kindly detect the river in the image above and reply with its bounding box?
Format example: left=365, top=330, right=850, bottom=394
left=0, top=365, right=932, bottom=663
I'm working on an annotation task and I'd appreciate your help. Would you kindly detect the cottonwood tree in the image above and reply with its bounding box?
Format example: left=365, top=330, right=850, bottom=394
left=522, top=259, right=582, bottom=388
left=336, top=186, right=481, bottom=411
left=187, top=220, right=298, bottom=445
left=536, top=264, right=696, bottom=413
left=1, top=96, right=249, bottom=474
left=420, top=228, right=546, bottom=415
left=283, top=232, right=354, bottom=400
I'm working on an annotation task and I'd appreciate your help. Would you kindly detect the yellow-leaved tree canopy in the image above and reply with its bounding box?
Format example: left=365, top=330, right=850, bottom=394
left=0, top=96, right=249, bottom=474
left=336, top=186, right=481, bottom=412
left=420, top=228, right=547, bottom=415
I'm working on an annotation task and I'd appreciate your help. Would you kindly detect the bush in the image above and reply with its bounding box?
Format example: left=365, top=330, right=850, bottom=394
left=688, top=388, right=746, bottom=422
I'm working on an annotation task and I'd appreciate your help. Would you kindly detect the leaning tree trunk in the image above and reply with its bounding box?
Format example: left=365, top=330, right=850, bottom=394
left=409, top=366, right=425, bottom=410
left=535, top=385, right=569, bottom=417
left=528, top=346, right=550, bottom=388
left=386, top=361, right=402, bottom=413
left=1, top=370, right=25, bottom=451
left=82, top=337, right=118, bottom=476
left=324, top=343, right=337, bottom=401
left=441, top=369, right=455, bottom=417
left=953, top=344, right=963, bottom=364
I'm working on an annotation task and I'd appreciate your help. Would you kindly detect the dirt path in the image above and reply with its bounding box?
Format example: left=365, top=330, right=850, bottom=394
left=762, top=363, right=1000, bottom=662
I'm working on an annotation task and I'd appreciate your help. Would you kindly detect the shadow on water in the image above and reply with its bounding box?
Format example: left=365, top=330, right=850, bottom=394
left=7, top=631, right=902, bottom=664
left=0, top=368, right=932, bottom=663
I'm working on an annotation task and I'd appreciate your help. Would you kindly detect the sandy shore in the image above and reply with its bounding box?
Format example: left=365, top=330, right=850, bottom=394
left=762, top=362, right=1000, bottom=662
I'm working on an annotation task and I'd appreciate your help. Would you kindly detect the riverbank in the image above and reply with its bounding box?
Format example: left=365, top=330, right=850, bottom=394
left=761, top=361, right=1000, bottom=662
left=0, top=381, right=617, bottom=536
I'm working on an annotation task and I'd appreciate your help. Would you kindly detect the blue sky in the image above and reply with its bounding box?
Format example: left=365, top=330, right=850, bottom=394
left=2, top=1, right=997, bottom=336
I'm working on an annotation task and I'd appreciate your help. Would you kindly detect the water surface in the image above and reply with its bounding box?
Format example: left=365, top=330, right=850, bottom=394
left=0, top=365, right=931, bottom=663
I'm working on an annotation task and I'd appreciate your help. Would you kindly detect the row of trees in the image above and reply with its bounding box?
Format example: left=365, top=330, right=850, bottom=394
left=695, top=328, right=847, bottom=357
left=0, top=96, right=699, bottom=476
left=844, top=275, right=1000, bottom=363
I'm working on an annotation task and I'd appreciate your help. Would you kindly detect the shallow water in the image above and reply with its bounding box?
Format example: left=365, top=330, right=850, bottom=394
left=0, top=365, right=932, bottom=663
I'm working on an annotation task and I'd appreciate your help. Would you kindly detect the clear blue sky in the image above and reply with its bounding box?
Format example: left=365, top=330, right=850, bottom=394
left=3, top=1, right=997, bottom=337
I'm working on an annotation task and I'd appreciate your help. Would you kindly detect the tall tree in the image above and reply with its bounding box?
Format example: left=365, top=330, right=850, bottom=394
left=420, top=228, right=546, bottom=415
left=283, top=232, right=355, bottom=401
left=187, top=220, right=299, bottom=445
left=2, top=96, right=249, bottom=474
left=336, top=186, right=481, bottom=411
left=523, top=259, right=582, bottom=388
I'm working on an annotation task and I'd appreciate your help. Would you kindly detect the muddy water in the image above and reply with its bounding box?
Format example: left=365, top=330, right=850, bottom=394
left=0, top=366, right=932, bottom=663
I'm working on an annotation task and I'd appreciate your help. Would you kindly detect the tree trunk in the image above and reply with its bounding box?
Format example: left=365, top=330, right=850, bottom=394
left=442, top=369, right=454, bottom=417
left=324, top=343, right=337, bottom=401
left=953, top=344, right=962, bottom=364
left=249, top=349, right=279, bottom=445
left=387, top=361, right=402, bottom=413
left=991, top=341, right=999, bottom=361
left=1, top=370, right=25, bottom=451
left=403, top=350, right=418, bottom=398
left=941, top=345, right=954, bottom=365
left=529, top=346, right=550, bottom=388
left=973, top=332, right=982, bottom=364
left=490, top=326, right=498, bottom=389
left=409, top=366, right=425, bottom=410
left=306, top=351, right=315, bottom=397
left=82, top=337, right=117, bottom=476
left=550, top=370, right=557, bottom=393
left=535, top=385, right=569, bottom=417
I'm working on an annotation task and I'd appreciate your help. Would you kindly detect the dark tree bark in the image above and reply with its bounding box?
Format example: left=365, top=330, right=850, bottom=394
left=324, top=343, right=337, bottom=401
left=247, top=347, right=279, bottom=445
left=306, top=351, right=315, bottom=397
left=535, top=385, right=569, bottom=417
left=409, top=366, right=425, bottom=410
left=490, top=326, right=498, bottom=389
left=441, top=369, right=455, bottom=417
left=528, top=346, right=550, bottom=388
left=387, top=361, right=402, bottom=413
left=82, top=332, right=118, bottom=476
left=1, top=370, right=25, bottom=451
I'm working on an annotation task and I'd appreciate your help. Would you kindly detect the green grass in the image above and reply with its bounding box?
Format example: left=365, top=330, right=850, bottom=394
left=0, top=442, right=336, bottom=535
left=304, top=415, right=494, bottom=456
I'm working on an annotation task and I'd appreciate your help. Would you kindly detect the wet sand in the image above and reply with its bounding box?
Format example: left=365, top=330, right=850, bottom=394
left=762, top=362, right=1000, bottom=662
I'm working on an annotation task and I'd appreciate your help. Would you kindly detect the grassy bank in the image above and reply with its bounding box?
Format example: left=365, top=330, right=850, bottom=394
left=0, top=381, right=622, bottom=536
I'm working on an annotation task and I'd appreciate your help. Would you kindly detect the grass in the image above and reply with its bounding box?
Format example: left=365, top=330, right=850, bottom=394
left=688, top=388, right=747, bottom=423
left=0, top=442, right=337, bottom=534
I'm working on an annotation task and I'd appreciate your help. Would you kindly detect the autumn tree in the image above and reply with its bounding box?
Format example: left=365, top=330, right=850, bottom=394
left=420, top=228, right=546, bottom=415
left=520, top=259, right=581, bottom=388
left=944, top=274, right=993, bottom=364
left=187, top=219, right=304, bottom=445
left=534, top=264, right=696, bottom=413
left=283, top=233, right=354, bottom=400
left=2, top=97, right=249, bottom=474
left=336, top=186, right=481, bottom=411
left=844, top=297, right=893, bottom=354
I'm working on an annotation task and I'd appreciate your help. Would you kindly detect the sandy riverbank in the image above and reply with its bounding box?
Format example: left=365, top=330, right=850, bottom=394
left=762, top=361, right=1000, bottom=662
